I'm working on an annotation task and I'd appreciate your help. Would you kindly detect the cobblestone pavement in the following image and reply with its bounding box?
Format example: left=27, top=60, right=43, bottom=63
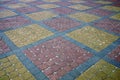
left=0, top=0, right=120, bottom=80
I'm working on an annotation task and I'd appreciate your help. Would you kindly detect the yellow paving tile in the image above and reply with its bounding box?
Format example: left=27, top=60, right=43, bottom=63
left=37, top=4, right=59, bottom=9
left=95, top=1, right=112, bottom=4
left=111, top=13, right=120, bottom=20
left=5, top=24, right=53, bottom=47
left=67, top=26, right=119, bottom=52
left=69, top=12, right=100, bottom=22
left=102, top=6, right=120, bottom=12
left=26, top=11, right=57, bottom=21
left=68, top=0, right=85, bottom=3
left=0, top=55, right=35, bottom=80
left=7, top=3, right=29, bottom=9
left=76, top=60, right=120, bottom=80
left=68, top=4, right=91, bottom=10
left=0, top=10, right=17, bottom=18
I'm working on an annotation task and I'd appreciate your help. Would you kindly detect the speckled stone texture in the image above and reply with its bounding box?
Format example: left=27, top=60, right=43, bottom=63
left=0, top=16, right=31, bottom=30
left=44, top=17, right=81, bottom=31
left=24, top=37, right=92, bottom=80
left=0, top=38, right=10, bottom=54
left=0, top=0, right=120, bottom=80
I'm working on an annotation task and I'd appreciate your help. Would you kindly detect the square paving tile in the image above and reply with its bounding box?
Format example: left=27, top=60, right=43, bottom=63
left=81, top=1, right=102, bottom=7
left=86, top=8, right=113, bottom=17
left=68, top=0, right=85, bottom=3
left=108, top=45, right=120, bottom=62
left=94, top=18, right=120, bottom=34
left=95, top=1, right=112, bottom=4
left=76, top=60, right=120, bottom=80
left=23, top=37, right=92, bottom=80
left=111, top=13, right=120, bottom=20
left=0, top=55, right=35, bottom=80
left=0, top=10, right=17, bottom=18
left=5, top=24, right=53, bottom=47
left=69, top=12, right=100, bottom=22
left=29, top=1, right=44, bottom=5
left=53, top=7, right=75, bottom=14
left=55, top=1, right=71, bottom=6
left=17, top=7, right=39, bottom=14
left=67, top=26, right=119, bottom=52
left=43, top=0, right=60, bottom=2
left=26, top=11, right=57, bottom=21
left=19, top=0, right=36, bottom=2
left=36, top=4, right=59, bottom=9
left=0, top=16, right=31, bottom=30
left=0, top=7, right=5, bottom=10
left=44, top=17, right=81, bottom=32
left=7, top=3, right=29, bottom=9
left=101, top=6, right=120, bottom=12
left=113, top=2, right=120, bottom=7
left=0, top=38, right=10, bottom=54
left=68, top=4, right=91, bottom=10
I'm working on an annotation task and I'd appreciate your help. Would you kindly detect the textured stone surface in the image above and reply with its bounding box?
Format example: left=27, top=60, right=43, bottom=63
left=36, top=4, right=59, bottom=9
left=111, top=13, right=120, bottom=20
left=7, top=3, right=29, bottom=9
left=0, top=55, right=35, bottom=80
left=68, top=4, right=91, bottom=10
left=0, top=38, right=10, bottom=54
left=44, top=17, right=81, bottom=31
left=0, top=10, right=17, bottom=18
left=53, top=7, right=75, bottom=14
left=5, top=24, right=53, bottom=47
left=24, top=37, right=92, bottom=80
left=94, top=19, right=120, bottom=34
left=86, top=8, right=113, bottom=17
left=0, top=16, right=31, bottom=30
left=69, top=12, right=100, bottom=22
left=108, top=46, right=120, bottom=62
left=76, top=60, right=120, bottom=80
left=1, top=0, right=120, bottom=80
left=101, top=6, right=120, bottom=12
left=26, top=11, right=57, bottom=21
left=67, top=26, right=119, bottom=51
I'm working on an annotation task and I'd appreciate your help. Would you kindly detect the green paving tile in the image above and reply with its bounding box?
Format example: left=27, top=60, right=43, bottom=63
left=68, top=4, right=91, bottom=10
left=101, top=6, right=120, bottom=12
left=5, top=24, right=53, bottom=47
left=0, top=10, right=17, bottom=18
left=0, top=55, right=35, bottom=80
left=37, top=4, right=59, bottom=9
left=26, top=11, right=57, bottom=21
left=69, top=12, right=100, bottom=22
left=95, top=1, right=112, bottom=4
left=7, top=3, right=29, bottom=9
left=76, top=60, right=120, bottom=80
left=111, top=13, right=120, bottom=20
left=67, top=26, right=119, bottom=52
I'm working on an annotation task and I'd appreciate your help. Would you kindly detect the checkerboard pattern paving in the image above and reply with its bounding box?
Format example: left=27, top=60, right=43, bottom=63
left=0, top=0, right=120, bottom=80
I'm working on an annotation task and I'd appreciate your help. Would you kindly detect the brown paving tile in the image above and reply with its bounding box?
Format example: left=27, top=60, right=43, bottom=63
left=86, top=8, right=114, bottom=17
left=17, top=6, right=39, bottom=14
left=0, top=16, right=31, bottom=30
left=23, top=37, right=92, bottom=80
left=53, top=7, right=75, bottom=14
left=29, top=1, right=44, bottom=5
left=44, top=17, right=81, bottom=32
left=94, top=18, right=120, bottom=34
left=108, top=46, right=120, bottom=62
left=0, top=38, right=10, bottom=54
